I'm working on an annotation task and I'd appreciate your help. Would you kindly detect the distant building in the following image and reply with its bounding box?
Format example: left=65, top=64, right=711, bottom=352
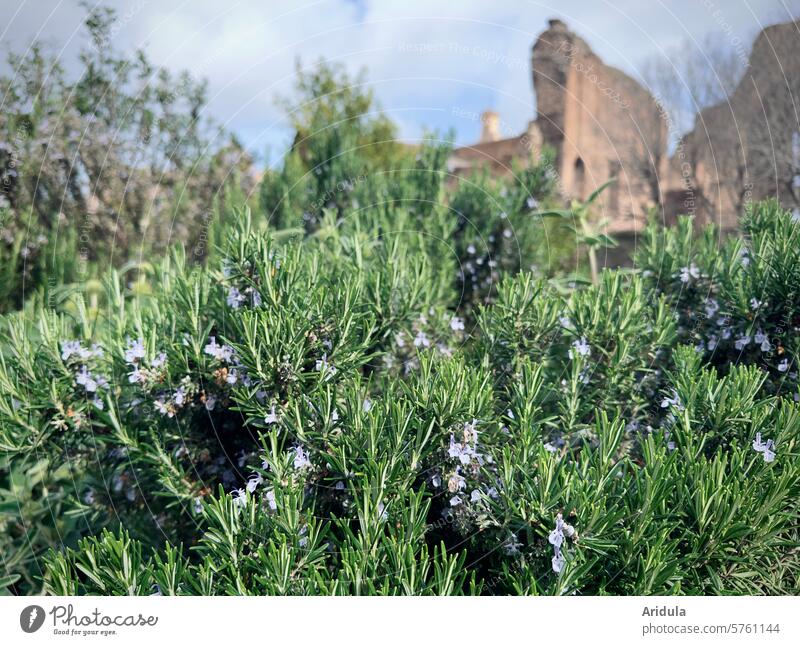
left=450, top=19, right=667, bottom=238
left=449, top=18, right=800, bottom=243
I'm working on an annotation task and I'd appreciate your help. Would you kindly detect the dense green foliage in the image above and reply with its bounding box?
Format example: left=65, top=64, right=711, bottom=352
left=0, top=197, right=797, bottom=595
left=0, top=3, right=797, bottom=598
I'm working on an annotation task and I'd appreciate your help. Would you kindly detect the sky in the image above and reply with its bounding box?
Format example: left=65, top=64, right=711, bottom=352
left=0, top=0, right=795, bottom=167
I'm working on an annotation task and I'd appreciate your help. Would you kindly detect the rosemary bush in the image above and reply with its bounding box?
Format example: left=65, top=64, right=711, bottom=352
left=0, top=199, right=798, bottom=596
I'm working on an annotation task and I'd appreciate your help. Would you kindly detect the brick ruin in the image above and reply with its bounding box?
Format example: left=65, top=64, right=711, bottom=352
left=449, top=18, right=800, bottom=245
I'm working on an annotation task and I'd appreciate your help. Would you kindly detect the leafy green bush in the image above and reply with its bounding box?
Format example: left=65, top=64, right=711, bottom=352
left=0, top=199, right=797, bottom=595
left=0, top=4, right=254, bottom=312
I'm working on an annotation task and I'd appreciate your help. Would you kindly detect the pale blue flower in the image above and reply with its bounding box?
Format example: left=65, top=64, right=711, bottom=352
left=150, top=352, right=167, bottom=369
left=569, top=336, right=591, bottom=359
left=75, top=366, right=98, bottom=392
left=660, top=389, right=683, bottom=411
left=204, top=337, right=235, bottom=362
left=173, top=387, right=186, bottom=406
left=226, top=286, right=245, bottom=309
left=292, top=446, right=312, bottom=470
left=264, top=405, right=279, bottom=424
left=679, top=263, right=700, bottom=283
left=752, top=432, right=776, bottom=463
left=124, top=338, right=146, bottom=363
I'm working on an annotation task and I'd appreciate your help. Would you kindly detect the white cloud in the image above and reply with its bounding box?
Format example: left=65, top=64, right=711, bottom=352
left=0, top=0, right=787, bottom=163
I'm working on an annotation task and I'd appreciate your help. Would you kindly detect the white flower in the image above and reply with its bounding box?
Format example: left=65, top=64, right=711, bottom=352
left=569, top=336, right=591, bottom=359
left=124, top=338, right=146, bottom=363
left=265, top=489, right=277, bottom=511
left=470, top=489, right=481, bottom=503
left=264, top=405, right=279, bottom=424
left=204, top=337, right=235, bottom=362
left=526, top=196, right=539, bottom=210
left=173, top=386, right=186, bottom=406
left=450, top=316, right=465, bottom=331
left=464, top=418, right=479, bottom=444
left=740, top=247, right=750, bottom=266
left=750, top=297, right=762, bottom=311
left=679, top=263, right=700, bottom=283
left=154, top=399, right=173, bottom=417
left=413, top=330, right=430, bottom=348
left=362, top=398, right=373, bottom=412
left=298, top=525, right=309, bottom=548
left=503, top=534, right=522, bottom=556
left=292, top=445, right=312, bottom=470
left=660, top=389, right=683, bottom=411
left=449, top=495, right=462, bottom=507
left=548, top=531, right=563, bottom=551
left=447, top=473, right=466, bottom=492
left=549, top=513, right=576, bottom=574
left=315, top=354, right=337, bottom=376
left=752, top=432, right=776, bottom=463
left=246, top=474, right=263, bottom=493
left=232, top=488, right=247, bottom=508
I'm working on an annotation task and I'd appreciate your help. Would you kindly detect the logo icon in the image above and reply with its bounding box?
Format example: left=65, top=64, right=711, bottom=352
left=20, top=605, right=45, bottom=633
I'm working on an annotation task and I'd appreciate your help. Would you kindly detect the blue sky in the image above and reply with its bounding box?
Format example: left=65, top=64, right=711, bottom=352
left=0, top=0, right=794, bottom=167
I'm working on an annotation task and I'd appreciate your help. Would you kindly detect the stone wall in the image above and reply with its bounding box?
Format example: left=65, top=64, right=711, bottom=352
left=450, top=19, right=668, bottom=235
left=449, top=18, right=799, bottom=236
left=673, top=20, right=800, bottom=228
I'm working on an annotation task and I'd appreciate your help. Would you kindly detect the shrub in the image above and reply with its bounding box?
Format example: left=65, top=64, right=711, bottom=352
left=0, top=199, right=798, bottom=596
